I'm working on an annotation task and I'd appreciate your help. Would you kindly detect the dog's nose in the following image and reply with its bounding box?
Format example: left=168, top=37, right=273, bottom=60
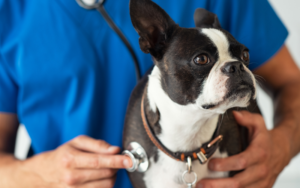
left=222, top=61, right=245, bottom=75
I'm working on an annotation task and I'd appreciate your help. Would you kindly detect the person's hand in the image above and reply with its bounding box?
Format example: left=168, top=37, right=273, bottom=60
left=196, top=111, right=291, bottom=188
left=17, top=135, right=132, bottom=188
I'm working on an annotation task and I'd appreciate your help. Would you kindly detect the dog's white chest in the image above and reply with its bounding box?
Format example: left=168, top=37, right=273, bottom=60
left=143, top=149, right=228, bottom=188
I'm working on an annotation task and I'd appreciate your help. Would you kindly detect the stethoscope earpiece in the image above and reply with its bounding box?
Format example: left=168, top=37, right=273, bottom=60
left=76, top=0, right=105, bottom=10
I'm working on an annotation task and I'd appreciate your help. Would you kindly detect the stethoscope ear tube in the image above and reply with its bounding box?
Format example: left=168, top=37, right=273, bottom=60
left=76, top=0, right=141, bottom=82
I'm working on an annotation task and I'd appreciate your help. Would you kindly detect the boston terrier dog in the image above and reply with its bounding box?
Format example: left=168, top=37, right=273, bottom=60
left=123, top=0, right=260, bottom=187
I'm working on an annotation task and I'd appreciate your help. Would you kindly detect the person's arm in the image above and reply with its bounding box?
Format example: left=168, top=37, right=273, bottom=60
left=197, top=45, right=300, bottom=188
left=0, top=113, right=20, bottom=186
left=0, top=113, right=19, bottom=153
left=255, top=45, right=300, bottom=159
left=0, top=113, right=132, bottom=188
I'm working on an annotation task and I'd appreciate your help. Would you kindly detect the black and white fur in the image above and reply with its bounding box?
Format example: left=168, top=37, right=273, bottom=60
left=123, top=0, right=258, bottom=187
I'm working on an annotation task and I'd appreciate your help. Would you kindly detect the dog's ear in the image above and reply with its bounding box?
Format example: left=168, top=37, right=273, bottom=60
left=130, top=0, right=178, bottom=59
left=194, top=8, right=221, bottom=28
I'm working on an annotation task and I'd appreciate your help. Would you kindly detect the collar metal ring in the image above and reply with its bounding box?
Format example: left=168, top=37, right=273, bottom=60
left=182, top=170, right=198, bottom=186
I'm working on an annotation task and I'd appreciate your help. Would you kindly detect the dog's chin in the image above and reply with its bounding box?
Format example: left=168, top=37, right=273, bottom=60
left=200, top=86, right=255, bottom=112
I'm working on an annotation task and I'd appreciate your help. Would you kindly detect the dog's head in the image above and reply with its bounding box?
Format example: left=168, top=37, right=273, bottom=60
left=130, top=0, right=256, bottom=114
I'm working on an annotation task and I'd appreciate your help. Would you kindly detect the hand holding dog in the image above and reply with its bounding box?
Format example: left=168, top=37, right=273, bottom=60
left=13, top=135, right=132, bottom=188
left=197, top=111, right=291, bottom=188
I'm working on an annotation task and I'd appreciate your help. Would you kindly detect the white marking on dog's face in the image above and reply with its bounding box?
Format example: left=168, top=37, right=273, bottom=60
left=202, top=29, right=235, bottom=66
left=148, top=66, right=219, bottom=151
left=195, top=28, right=256, bottom=114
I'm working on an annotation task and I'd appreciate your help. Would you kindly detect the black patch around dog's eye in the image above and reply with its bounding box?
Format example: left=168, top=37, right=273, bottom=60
left=156, top=28, right=219, bottom=105
left=222, top=30, right=250, bottom=66
left=229, top=44, right=250, bottom=65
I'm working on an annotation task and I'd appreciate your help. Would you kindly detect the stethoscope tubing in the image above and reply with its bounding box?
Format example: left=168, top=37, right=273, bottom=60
left=76, top=0, right=141, bottom=82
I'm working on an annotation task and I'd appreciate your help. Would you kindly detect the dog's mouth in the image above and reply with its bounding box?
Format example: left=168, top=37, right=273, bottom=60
left=201, top=82, right=255, bottom=110
left=226, top=81, right=255, bottom=99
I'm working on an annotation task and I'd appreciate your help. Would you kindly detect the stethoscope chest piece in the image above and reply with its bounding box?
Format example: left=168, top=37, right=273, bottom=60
left=122, top=142, right=149, bottom=172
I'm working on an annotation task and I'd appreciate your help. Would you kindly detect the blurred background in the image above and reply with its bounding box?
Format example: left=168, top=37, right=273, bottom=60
left=14, top=0, right=300, bottom=187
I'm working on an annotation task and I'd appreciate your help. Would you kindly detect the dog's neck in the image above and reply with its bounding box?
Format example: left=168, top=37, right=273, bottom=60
left=147, top=66, right=221, bottom=152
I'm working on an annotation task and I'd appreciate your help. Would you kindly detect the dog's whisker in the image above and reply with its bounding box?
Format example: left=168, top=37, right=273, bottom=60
left=253, top=74, right=266, bottom=81
left=253, top=74, right=265, bottom=88
left=255, top=79, right=263, bottom=88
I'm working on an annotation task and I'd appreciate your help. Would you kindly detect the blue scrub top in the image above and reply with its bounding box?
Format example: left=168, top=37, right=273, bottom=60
left=0, top=0, right=288, bottom=187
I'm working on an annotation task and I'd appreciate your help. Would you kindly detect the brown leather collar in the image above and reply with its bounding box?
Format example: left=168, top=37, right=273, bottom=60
left=141, top=91, right=223, bottom=163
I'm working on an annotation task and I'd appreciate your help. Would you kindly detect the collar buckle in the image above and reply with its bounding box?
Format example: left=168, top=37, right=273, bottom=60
left=197, top=135, right=223, bottom=164
left=196, top=151, right=208, bottom=164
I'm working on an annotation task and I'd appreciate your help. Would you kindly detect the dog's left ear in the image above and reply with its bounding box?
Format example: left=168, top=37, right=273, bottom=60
left=130, top=0, right=178, bottom=59
left=194, top=8, right=221, bottom=28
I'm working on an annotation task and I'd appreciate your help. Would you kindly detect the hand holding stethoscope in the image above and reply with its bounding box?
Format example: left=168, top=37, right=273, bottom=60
left=76, top=0, right=148, bottom=173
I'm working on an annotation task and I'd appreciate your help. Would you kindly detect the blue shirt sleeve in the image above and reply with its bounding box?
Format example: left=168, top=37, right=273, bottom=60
left=0, top=1, right=19, bottom=113
left=207, top=0, right=288, bottom=70
left=0, top=54, right=18, bottom=113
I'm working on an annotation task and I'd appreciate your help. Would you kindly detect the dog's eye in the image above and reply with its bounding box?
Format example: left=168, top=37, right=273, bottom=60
left=241, top=51, right=250, bottom=61
left=194, top=54, right=210, bottom=65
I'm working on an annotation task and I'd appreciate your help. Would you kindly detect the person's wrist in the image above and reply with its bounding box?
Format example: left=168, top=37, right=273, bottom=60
left=270, top=125, right=292, bottom=169
left=0, top=156, right=23, bottom=187
left=11, top=156, right=47, bottom=188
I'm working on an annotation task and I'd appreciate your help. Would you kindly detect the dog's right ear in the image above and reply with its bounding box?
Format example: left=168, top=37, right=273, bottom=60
left=130, top=0, right=178, bottom=59
left=194, top=8, right=221, bottom=28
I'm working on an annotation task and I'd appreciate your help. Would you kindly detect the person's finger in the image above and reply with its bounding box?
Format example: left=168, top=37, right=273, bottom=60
left=77, top=176, right=117, bottom=188
left=208, top=144, right=266, bottom=171
left=70, top=135, right=120, bottom=154
left=197, top=178, right=237, bottom=188
left=232, top=164, right=268, bottom=187
left=197, top=164, right=267, bottom=188
left=233, top=111, right=266, bottom=135
left=63, top=151, right=132, bottom=169
left=62, top=169, right=117, bottom=185
left=246, top=178, right=274, bottom=188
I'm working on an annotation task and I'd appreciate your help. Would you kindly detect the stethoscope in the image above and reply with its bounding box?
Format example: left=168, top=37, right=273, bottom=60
left=76, top=0, right=141, bottom=82
left=76, top=0, right=149, bottom=173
